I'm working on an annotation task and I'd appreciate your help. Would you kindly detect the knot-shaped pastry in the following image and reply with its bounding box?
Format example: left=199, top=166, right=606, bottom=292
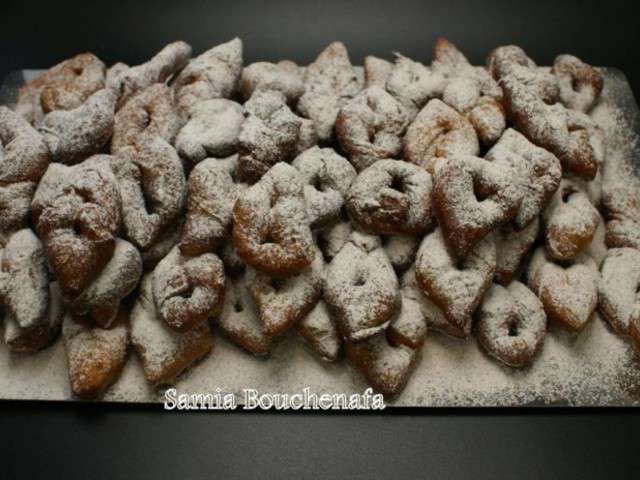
left=233, top=162, right=315, bottom=277
left=598, top=248, right=640, bottom=335
left=485, top=128, right=561, bottom=230
left=180, top=155, right=246, bottom=256
left=70, top=239, right=142, bottom=328
left=543, top=179, right=600, bottom=262
left=323, top=231, right=400, bottom=341
left=297, top=42, right=361, bottom=142
left=246, top=246, right=323, bottom=337
left=112, top=135, right=186, bottom=250
left=152, top=246, right=226, bottom=332
left=0, top=229, right=50, bottom=340
left=292, top=146, right=357, bottom=228
left=62, top=310, right=129, bottom=399
left=335, top=86, right=409, bottom=171
left=36, top=156, right=121, bottom=298
left=432, top=38, right=506, bottom=146
left=216, top=272, right=273, bottom=356
left=39, top=88, right=116, bottom=164
left=433, top=155, right=521, bottom=259
left=363, top=56, right=392, bottom=89
left=173, top=38, right=242, bottom=117
left=552, top=54, right=603, bottom=113
left=415, top=227, right=496, bottom=337
left=111, top=84, right=180, bottom=156
left=346, top=159, right=433, bottom=235
left=495, top=218, right=540, bottom=285
left=114, top=41, right=192, bottom=109
left=237, top=90, right=302, bottom=183
left=385, top=53, right=446, bottom=119
left=403, top=99, right=479, bottom=173
left=475, top=281, right=546, bottom=368
left=239, top=61, right=305, bottom=103
left=527, top=248, right=598, bottom=332
left=131, top=274, right=213, bottom=386
left=345, top=292, right=426, bottom=396
left=40, top=53, right=106, bottom=114
left=175, top=99, right=244, bottom=164
left=602, top=178, right=640, bottom=250
left=0, top=106, right=50, bottom=231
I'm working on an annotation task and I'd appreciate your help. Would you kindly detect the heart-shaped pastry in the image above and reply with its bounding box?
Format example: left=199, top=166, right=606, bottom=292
left=433, top=155, right=521, bottom=259
left=544, top=179, right=600, bottom=261
left=527, top=248, right=598, bottom=332
left=345, top=297, right=426, bottom=396
left=495, top=218, right=540, bottom=285
left=297, top=300, right=342, bottom=362
left=131, top=275, right=214, bottom=386
left=475, top=281, right=547, bottom=368
left=63, top=309, right=129, bottom=399
left=246, top=247, right=323, bottom=337
left=415, top=227, right=496, bottom=338
left=153, top=247, right=226, bottom=332
left=323, top=231, right=401, bottom=342
left=216, top=274, right=273, bottom=356
left=598, top=248, right=640, bottom=335
left=485, top=128, right=561, bottom=230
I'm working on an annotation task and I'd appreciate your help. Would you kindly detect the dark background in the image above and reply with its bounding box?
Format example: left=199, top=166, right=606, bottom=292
left=1, top=0, right=640, bottom=478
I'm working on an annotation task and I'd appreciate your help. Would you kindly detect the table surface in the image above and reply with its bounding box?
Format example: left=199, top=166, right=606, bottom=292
left=2, top=0, right=640, bottom=478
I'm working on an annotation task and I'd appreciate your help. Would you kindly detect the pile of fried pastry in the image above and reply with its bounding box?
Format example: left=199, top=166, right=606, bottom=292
left=0, top=37, right=638, bottom=400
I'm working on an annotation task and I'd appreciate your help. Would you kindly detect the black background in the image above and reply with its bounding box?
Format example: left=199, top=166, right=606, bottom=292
left=2, top=0, right=640, bottom=478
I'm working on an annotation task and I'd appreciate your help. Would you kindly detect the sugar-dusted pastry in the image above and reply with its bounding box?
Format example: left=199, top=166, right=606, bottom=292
left=36, top=156, right=121, bottom=298
left=346, top=159, right=433, bottom=236
left=111, top=136, right=186, bottom=250
left=363, top=55, right=392, bottom=89
left=602, top=177, right=640, bottom=250
left=141, top=217, right=184, bottom=271
left=385, top=54, right=446, bottom=119
left=382, top=234, right=419, bottom=273
left=292, top=146, right=356, bottom=229
left=494, top=218, right=540, bottom=285
left=216, top=273, right=273, bottom=356
left=527, top=248, right=598, bottom=333
left=297, top=42, right=361, bottom=142
left=246, top=247, right=323, bottom=337
left=0, top=106, right=50, bottom=232
left=598, top=248, right=640, bottom=335
left=4, top=282, right=63, bottom=354
left=475, top=281, right=546, bottom=368
left=415, top=227, right=496, bottom=338
left=233, top=163, right=315, bottom=277
left=153, top=246, right=226, bottom=332
left=180, top=155, right=247, bottom=256
left=0, top=229, right=52, bottom=350
left=39, top=88, right=116, bottom=164
left=114, top=40, right=192, bottom=109
left=345, top=293, right=426, bottom=396
left=240, top=61, right=305, bottom=103
left=432, top=155, right=521, bottom=259
left=237, top=90, right=302, bottom=183
left=175, top=99, right=244, bottom=164
left=62, top=310, right=129, bottom=399
left=403, top=99, right=479, bottom=173
left=173, top=38, right=242, bottom=117
left=485, top=128, right=561, bottom=230
left=316, top=220, right=352, bottom=263
left=335, top=86, right=409, bottom=171
left=297, top=300, right=342, bottom=362
left=131, top=275, right=213, bottom=386
left=30, top=162, right=72, bottom=225
left=324, top=231, right=400, bottom=341
left=543, top=179, right=600, bottom=262
left=552, top=54, right=603, bottom=113
left=70, top=239, right=142, bottom=328
left=111, top=84, right=180, bottom=156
